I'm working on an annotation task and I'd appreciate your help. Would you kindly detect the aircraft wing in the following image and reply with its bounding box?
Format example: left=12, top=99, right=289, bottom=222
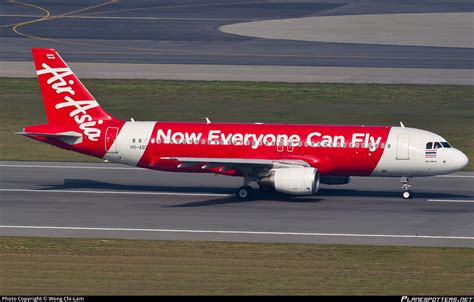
left=161, top=157, right=310, bottom=170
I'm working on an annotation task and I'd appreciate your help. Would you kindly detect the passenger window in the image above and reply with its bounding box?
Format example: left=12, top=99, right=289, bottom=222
left=426, top=142, right=433, bottom=149
left=381, top=143, right=385, bottom=148
left=441, top=142, right=451, bottom=148
left=433, top=142, right=442, bottom=149
left=132, top=139, right=135, bottom=143
left=138, top=139, right=142, bottom=144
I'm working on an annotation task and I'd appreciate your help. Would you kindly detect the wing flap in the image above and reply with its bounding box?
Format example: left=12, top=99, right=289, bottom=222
left=162, top=157, right=274, bottom=166
left=162, top=157, right=310, bottom=169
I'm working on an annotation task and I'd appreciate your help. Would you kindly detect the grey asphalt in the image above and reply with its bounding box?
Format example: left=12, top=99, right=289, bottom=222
left=0, top=161, right=473, bottom=247
left=0, top=0, right=472, bottom=69
left=3, top=61, right=473, bottom=84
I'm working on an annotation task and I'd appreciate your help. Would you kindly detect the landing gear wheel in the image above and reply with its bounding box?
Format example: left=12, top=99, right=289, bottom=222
left=400, top=176, right=413, bottom=200
left=402, top=190, right=413, bottom=199
left=237, top=186, right=253, bottom=200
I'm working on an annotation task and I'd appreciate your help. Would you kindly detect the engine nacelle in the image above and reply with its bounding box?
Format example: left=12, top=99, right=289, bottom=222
left=320, top=175, right=351, bottom=185
left=259, top=167, right=320, bottom=195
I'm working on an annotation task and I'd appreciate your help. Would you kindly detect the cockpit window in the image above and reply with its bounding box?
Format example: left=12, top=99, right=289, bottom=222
left=441, top=142, right=451, bottom=148
left=426, top=142, right=433, bottom=149
left=433, top=142, right=442, bottom=149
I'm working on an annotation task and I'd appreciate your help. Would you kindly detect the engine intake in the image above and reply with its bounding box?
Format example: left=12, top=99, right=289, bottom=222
left=259, top=167, right=320, bottom=195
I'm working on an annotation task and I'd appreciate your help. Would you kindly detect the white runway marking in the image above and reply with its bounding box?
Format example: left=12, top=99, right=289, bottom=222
left=0, top=164, right=139, bottom=170
left=0, top=188, right=231, bottom=197
left=435, top=175, right=474, bottom=178
left=4, top=189, right=473, bottom=203
left=428, top=199, right=474, bottom=203
left=0, top=225, right=472, bottom=241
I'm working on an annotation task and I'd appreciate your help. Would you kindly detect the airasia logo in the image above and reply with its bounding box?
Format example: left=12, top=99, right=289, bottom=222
left=37, top=63, right=102, bottom=141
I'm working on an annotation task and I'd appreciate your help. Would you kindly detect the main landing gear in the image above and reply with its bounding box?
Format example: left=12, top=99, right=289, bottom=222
left=401, top=176, right=413, bottom=199
left=236, top=176, right=255, bottom=200
left=237, top=186, right=253, bottom=200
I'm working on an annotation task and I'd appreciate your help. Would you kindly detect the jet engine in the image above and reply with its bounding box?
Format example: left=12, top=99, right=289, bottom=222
left=320, top=175, right=351, bottom=185
left=258, top=167, right=320, bottom=195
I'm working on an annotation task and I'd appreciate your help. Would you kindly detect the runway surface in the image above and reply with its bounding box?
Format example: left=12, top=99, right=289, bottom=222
left=0, top=161, right=473, bottom=247
left=1, top=0, right=472, bottom=69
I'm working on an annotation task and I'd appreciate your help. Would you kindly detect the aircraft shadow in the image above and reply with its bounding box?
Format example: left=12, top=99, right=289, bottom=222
left=37, top=179, right=322, bottom=207
left=164, top=193, right=324, bottom=208
left=167, top=189, right=473, bottom=208
left=38, top=178, right=234, bottom=194
left=37, top=179, right=472, bottom=208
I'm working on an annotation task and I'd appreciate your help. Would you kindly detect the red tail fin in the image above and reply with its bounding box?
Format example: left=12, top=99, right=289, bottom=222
left=32, top=48, right=113, bottom=140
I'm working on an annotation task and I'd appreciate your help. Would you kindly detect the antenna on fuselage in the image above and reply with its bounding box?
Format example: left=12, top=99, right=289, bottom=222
left=400, top=122, right=405, bottom=128
left=206, top=117, right=211, bottom=124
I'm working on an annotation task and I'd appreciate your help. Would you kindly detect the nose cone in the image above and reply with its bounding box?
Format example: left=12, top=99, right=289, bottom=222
left=453, top=149, right=469, bottom=171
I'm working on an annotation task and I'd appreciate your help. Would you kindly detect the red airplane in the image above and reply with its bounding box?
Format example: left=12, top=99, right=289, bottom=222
left=18, top=48, right=468, bottom=200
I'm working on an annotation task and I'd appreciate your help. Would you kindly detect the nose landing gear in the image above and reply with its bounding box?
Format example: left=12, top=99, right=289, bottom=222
left=401, top=176, right=413, bottom=199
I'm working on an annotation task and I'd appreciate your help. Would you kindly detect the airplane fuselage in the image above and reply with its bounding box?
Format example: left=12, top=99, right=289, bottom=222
left=100, top=121, right=467, bottom=178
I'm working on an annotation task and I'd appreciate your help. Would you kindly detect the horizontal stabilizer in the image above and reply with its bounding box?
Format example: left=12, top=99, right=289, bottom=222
left=15, top=131, right=83, bottom=145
